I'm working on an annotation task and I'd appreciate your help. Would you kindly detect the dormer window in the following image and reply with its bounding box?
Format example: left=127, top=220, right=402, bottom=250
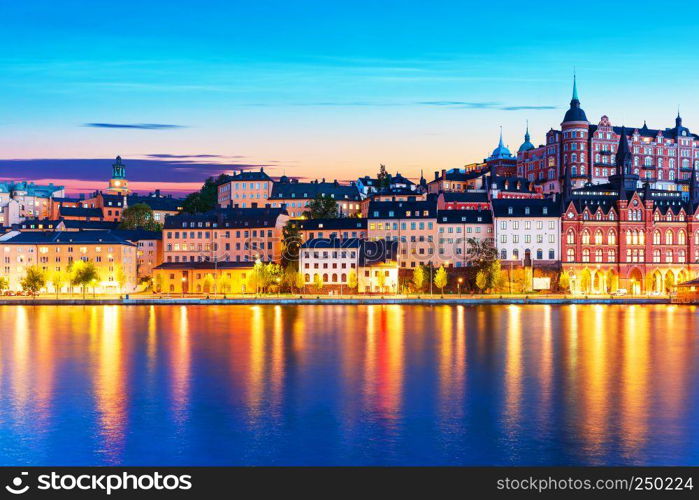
left=508, top=207, right=513, bottom=214
left=524, top=207, right=530, bottom=215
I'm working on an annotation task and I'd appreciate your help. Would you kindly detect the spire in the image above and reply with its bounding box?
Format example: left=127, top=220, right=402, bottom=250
left=615, top=127, right=633, bottom=200
left=676, top=107, right=683, bottom=129
left=572, top=71, right=579, bottom=103
left=563, top=73, right=587, bottom=123
left=498, top=125, right=504, bottom=147
left=562, top=162, right=572, bottom=203
left=525, top=120, right=530, bottom=142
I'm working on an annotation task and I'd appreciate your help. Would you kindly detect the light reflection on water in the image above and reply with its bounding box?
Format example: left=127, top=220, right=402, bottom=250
left=0, top=304, right=697, bottom=465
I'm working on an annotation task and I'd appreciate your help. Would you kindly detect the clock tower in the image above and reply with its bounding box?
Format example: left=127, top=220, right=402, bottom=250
left=107, top=156, right=130, bottom=195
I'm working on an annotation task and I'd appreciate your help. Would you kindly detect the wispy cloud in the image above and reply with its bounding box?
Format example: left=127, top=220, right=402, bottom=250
left=499, top=105, right=557, bottom=111
left=417, top=101, right=499, bottom=108
left=83, top=123, right=185, bottom=129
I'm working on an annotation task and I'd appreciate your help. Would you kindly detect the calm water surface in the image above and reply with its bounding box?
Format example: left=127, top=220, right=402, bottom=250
left=0, top=304, right=697, bottom=465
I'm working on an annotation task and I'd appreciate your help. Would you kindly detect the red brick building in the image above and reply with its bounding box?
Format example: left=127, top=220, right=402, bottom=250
left=561, top=127, right=699, bottom=294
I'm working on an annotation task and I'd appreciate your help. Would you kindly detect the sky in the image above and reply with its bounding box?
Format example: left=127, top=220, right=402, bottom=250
left=2, top=0, right=699, bottom=195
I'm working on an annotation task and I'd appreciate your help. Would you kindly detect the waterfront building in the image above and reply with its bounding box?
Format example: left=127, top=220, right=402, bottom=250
left=153, top=261, right=256, bottom=294
left=111, top=229, right=163, bottom=281
left=162, top=206, right=288, bottom=264
left=269, top=177, right=362, bottom=218
left=560, top=127, right=699, bottom=294
left=0, top=181, right=65, bottom=220
left=299, top=237, right=399, bottom=293
left=436, top=209, right=494, bottom=267
left=492, top=198, right=561, bottom=264
left=296, top=217, right=368, bottom=242
left=517, top=77, right=698, bottom=194
left=106, top=156, right=130, bottom=195
left=367, top=196, right=438, bottom=268
left=0, top=230, right=137, bottom=292
left=216, top=168, right=273, bottom=208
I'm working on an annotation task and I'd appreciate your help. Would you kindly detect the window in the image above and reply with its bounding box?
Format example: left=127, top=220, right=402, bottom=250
left=582, top=249, right=590, bottom=262
left=566, top=248, right=575, bottom=262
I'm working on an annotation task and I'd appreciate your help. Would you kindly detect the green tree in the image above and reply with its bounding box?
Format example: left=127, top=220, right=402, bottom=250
left=119, top=203, right=162, bottom=231
left=0, top=276, right=9, bottom=293
left=347, top=270, right=358, bottom=292
left=412, top=265, right=426, bottom=293
left=281, top=221, right=302, bottom=269
left=303, top=194, right=339, bottom=219
left=265, top=263, right=283, bottom=293
left=313, top=273, right=324, bottom=293
left=377, top=164, right=390, bottom=189
left=487, top=260, right=505, bottom=292
left=49, top=270, right=68, bottom=298
left=434, top=265, right=448, bottom=295
left=20, top=266, right=46, bottom=294
left=476, top=270, right=488, bottom=292
left=182, top=174, right=228, bottom=214
left=71, top=261, right=99, bottom=298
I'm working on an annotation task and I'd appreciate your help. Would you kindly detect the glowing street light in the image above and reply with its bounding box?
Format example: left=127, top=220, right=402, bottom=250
left=458, top=277, right=463, bottom=297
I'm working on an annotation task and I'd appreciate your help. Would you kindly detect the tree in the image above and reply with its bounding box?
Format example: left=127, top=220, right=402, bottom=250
left=114, top=264, right=127, bottom=292
left=281, top=221, right=302, bottom=269
left=434, top=265, right=448, bottom=295
left=20, top=266, right=46, bottom=294
left=119, top=203, right=162, bottom=231
left=182, top=174, right=229, bottom=214
left=558, top=272, right=570, bottom=293
left=487, top=260, right=505, bottom=292
left=313, top=273, right=324, bottom=293
left=476, top=270, right=488, bottom=292
left=376, top=270, right=386, bottom=293
left=247, top=260, right=265, bottom=294
left=347, top=270, right=358, bottom=292
left=294, top=271, right=306, bottom=293
left=303, top=194, right=339, bottom=219
left=265, top=263, right=283, bottom=293
left=377, top=164, right=390, bottom=189
left=49, top=270, right=68, bottom=298
left=412, top=265, right=426, bottom=293
left=153, top=273, right=164, bottom=293
left=71, top=261, right=99, bottom=298
left=0, top=276, right=9, bottom=293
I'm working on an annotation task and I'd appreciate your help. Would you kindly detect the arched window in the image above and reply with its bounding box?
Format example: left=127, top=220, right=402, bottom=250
left=594, top=230, right=603, bottom=245
left=536, top=249, right=543, bottom=260
left=567, top=248, right=575, bottom=262
left=608, top=230, right=616, bottom=244
left=645, top=157, right=652, bottom=166
left=582, top=249, right=590, bottom=262
left=632, top=230, right=639, bottom=245
left=653, top=249, right=661, bottom=263
left=582, top=230, right=590, bottom=245
left=341, top=273, right=347, bottom=282
left=332, top=273, right=338, bottom=283
left=665, top=230, right=674, bottom=245
left=567, top=230, right=575, bottom=244
left=670, top=170, right=676, bottom=181
left=666, top=249, right=673, bottom=263
left=678, top=250, right=686, bottom=263
left=595, top=249, right=603, bottom=262
left=658, top=158, right=663, bottom=169
left=305, top=273, right=310, bottom=283
left=653, top=230, right=661, bottom=245
left=639, top=230, right=645, bottom=245
left=608, top=249, right=616, bottom=262
left=679, top=230, right=687, bottom=245
left=626, top=229, right=632, bottom=245
left=323, top=273, right=329, bottom=282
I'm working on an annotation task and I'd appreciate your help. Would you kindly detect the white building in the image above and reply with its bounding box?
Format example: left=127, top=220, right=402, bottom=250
left=492, top=198, right=561, bottom=264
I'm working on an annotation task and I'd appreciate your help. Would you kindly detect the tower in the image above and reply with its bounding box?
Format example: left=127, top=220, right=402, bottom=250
left=107, top=155, right=130, bottom=195
left=561, top=74, right=589, bottom=187
left=609, top=126, right=639, bottom=200
left=517, top=120, right=535, bottom=153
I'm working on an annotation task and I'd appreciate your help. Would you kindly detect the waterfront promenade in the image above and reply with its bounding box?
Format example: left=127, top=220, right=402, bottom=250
left=0, top=293, right=671, bottom=306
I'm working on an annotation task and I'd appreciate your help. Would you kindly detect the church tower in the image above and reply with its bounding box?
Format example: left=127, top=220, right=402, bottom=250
left=107, top=156, right=130, bottom=195
left=560, top=74, right=590, bottom=188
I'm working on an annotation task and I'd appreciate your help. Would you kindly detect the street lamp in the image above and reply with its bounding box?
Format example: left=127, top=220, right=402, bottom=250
left=458, top=277, right=463, bottom=297
left=181, top=275, right=187, bottom=298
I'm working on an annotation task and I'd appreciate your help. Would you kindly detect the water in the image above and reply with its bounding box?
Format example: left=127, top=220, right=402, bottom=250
left=0, top=304, right=697, bottom=465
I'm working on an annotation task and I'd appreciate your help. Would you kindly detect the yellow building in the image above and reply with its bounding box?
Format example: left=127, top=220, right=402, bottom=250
left=0, top=230, right=137, bottom=293
left=153, top=262, right=257, bottom=294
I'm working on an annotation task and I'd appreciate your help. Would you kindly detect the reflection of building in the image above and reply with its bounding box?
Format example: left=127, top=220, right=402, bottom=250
left=492, top=198, right=561, bottom=264
left=217, top=168, right=273, bottom=208
left=0, top=230, right=137, bottom=292
left=153, top=261, right=256, bottom=294
left=561, top=128, right=699, bottom=295
left=106, top=156, right=130, bottom=195
left=299, top=238, right=399, bottom=293
left=163, top=206, right=288, bottom=264
left=269, top=177, right=362, bottom=218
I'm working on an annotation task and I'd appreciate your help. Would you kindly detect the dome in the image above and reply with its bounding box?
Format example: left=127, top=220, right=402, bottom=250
left=517, top=123, right=535, bottom=153
left=488, top=128, right=513, bottom=160
left=562, top=75, right=588, bottom=123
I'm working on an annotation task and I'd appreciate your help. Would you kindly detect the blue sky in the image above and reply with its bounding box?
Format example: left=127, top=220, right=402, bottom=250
left=2, top=1, right=699, bottom=193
